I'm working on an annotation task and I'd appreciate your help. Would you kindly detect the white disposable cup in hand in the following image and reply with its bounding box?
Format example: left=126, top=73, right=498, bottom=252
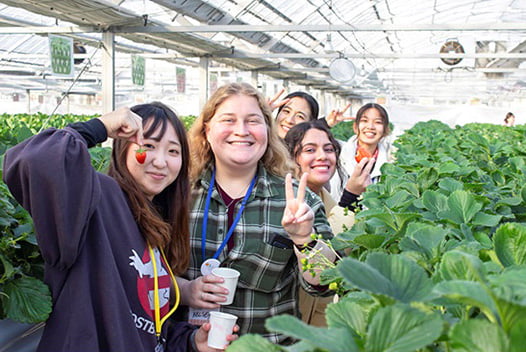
left=211, top=267, right=240, bottom=305
left=207, top=311, right=238, bottom=349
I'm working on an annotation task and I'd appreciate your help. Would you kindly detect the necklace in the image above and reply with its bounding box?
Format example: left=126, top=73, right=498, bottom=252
left=216, top=182, right=249, bottom=208
left=225, top=197, right=239, bottom=208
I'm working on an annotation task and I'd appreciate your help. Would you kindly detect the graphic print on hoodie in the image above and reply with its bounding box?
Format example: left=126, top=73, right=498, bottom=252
left=129, top=247, right=171, bottom=330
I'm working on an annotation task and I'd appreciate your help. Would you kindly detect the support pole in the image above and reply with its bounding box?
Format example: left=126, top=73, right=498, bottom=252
left=102, top=31, right=115, bottom=113
left=199, top=57, right=209, bottom=111
left=251, top=70, right=258, bottom=89
left=26, top=89, right=30, bottom=113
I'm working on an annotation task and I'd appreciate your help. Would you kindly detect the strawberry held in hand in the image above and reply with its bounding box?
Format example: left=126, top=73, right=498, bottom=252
left=135, top=147, right=147, bottom=164
left=355, top=145, right=372, bottom=163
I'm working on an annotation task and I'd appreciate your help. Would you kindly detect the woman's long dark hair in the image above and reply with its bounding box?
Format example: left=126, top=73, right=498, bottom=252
left=108, top=102, right=190, bottom=275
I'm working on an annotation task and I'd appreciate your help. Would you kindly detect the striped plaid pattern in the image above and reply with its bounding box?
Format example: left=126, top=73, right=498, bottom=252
left=185, top=165, right=333, bottom=344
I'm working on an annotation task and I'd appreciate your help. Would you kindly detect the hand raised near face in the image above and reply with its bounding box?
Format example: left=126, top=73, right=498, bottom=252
left=325, top=103, right=353, bottom=128
left=345, top=157, right=375, bottom=195
left=98, top=107, right=144, bottom=145
left=267, top=88, right=291, bottom=111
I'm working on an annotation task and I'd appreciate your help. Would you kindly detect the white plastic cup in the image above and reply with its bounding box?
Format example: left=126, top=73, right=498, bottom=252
left=211, top=267, right=240, bottom=305
left=207, top=311, right=238, bottom=349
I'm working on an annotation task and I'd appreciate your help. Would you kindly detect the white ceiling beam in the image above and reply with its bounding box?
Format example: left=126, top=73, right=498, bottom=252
left=1, top=23, right=525, bottom=35
left=115, top=23, right=526, bottom=33
left=233, top=67, right=526, bottom=74
left=226, top=52, right=526, bottom=59
left=0, top=26, right=100, bottom=34
left=137, top=52, right=526, bottom=59
left=377, top=68, right=526, bottom=73
left=4, top=52, right=524, bottom=60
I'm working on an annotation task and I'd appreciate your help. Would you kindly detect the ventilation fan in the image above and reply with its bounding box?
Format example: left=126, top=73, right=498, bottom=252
left=328, top=58, right=356, bottom=83
left=440, top=40, right=465, bottom=66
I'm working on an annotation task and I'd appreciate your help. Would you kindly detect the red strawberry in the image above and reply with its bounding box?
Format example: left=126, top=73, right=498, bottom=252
left=135, top=147, right=146, bottom=164
left=355, top=146, right=372, bottom=163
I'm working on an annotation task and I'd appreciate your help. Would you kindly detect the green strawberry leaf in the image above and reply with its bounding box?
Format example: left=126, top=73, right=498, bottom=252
left=2, top=276, right=52, bottom=323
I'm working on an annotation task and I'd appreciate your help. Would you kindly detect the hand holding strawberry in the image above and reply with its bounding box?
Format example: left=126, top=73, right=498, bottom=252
left=98, top=107, right=144, bottom=146
left=346, top=149, right=376, bottom=195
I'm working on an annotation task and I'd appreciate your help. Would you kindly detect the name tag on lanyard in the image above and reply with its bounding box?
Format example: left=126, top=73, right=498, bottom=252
left=154, top=337, right=165, bottom=352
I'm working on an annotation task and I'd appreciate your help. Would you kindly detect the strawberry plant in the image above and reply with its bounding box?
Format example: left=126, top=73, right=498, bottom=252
left=331, top=120, right=355, bottom=141
left=0, top=113, right=106, bottom=323
left=0, top=171, right=52, bottom=323
left=181, top=114, right=197, bottom=130
left=230, top=120, right=526, bottom=352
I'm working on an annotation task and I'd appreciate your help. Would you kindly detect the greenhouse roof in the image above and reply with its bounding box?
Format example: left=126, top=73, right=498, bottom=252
left=0, top=0, right=524, bottom=105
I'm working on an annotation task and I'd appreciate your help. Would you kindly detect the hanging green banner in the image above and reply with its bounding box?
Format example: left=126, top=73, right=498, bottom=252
left=176, top=67, right=186, bottom=93
left=132, top=55, right=145, bottom=86
left=210, top=72, right=218, bottom=95
left=49, top=35, right=74, bottom=77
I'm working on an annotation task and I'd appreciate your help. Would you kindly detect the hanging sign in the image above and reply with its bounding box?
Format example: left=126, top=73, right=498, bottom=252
left=176, top=67, right=186, bottom=93
left=132, top=55, right=145, bottom=86
left=210, top=72, right=218, bottom=95
left=49, top=35, right=74, bottom=77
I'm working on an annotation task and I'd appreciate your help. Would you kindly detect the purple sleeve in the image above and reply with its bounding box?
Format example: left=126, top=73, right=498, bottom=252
left=165, top=321, right=199, bottom=352
left=2, top=127, right=101, bottom=270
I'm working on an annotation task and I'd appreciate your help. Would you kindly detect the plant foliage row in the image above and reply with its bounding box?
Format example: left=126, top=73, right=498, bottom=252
left=230, top=121, right=526, bottom=352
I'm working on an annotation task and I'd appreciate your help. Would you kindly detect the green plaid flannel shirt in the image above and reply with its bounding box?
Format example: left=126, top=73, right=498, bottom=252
left=185, top=165, right=333, bottom=344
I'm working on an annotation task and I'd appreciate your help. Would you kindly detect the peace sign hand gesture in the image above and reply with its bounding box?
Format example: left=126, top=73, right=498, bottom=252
left=325, top=103, right=353, bottom=128
left=281, top=173, right=315, bottom=245
left=267, top=88, right=291, bottom=111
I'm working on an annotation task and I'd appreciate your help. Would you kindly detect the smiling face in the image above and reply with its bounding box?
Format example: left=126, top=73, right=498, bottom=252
left=205, top=94, right=268, bottom=174
left=506, top=114, right=515, bottom=126
left=276, top=97, right=313, bottom=138
left=354, top=107, right=386, bottom=148
left=126, top=120, right=182, bottom=200
left=296, top=128, right=337, bottom=193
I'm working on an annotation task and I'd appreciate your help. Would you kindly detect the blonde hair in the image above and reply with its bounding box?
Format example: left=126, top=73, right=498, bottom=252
left=189, top=82, right=293, bottom=181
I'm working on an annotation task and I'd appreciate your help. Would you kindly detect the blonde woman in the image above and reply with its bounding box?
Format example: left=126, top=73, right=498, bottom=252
left=177, top=82, right=335, bottom=345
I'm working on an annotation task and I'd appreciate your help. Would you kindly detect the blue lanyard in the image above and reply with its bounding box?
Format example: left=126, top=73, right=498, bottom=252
left=201, top=169, right=257, bottom=262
